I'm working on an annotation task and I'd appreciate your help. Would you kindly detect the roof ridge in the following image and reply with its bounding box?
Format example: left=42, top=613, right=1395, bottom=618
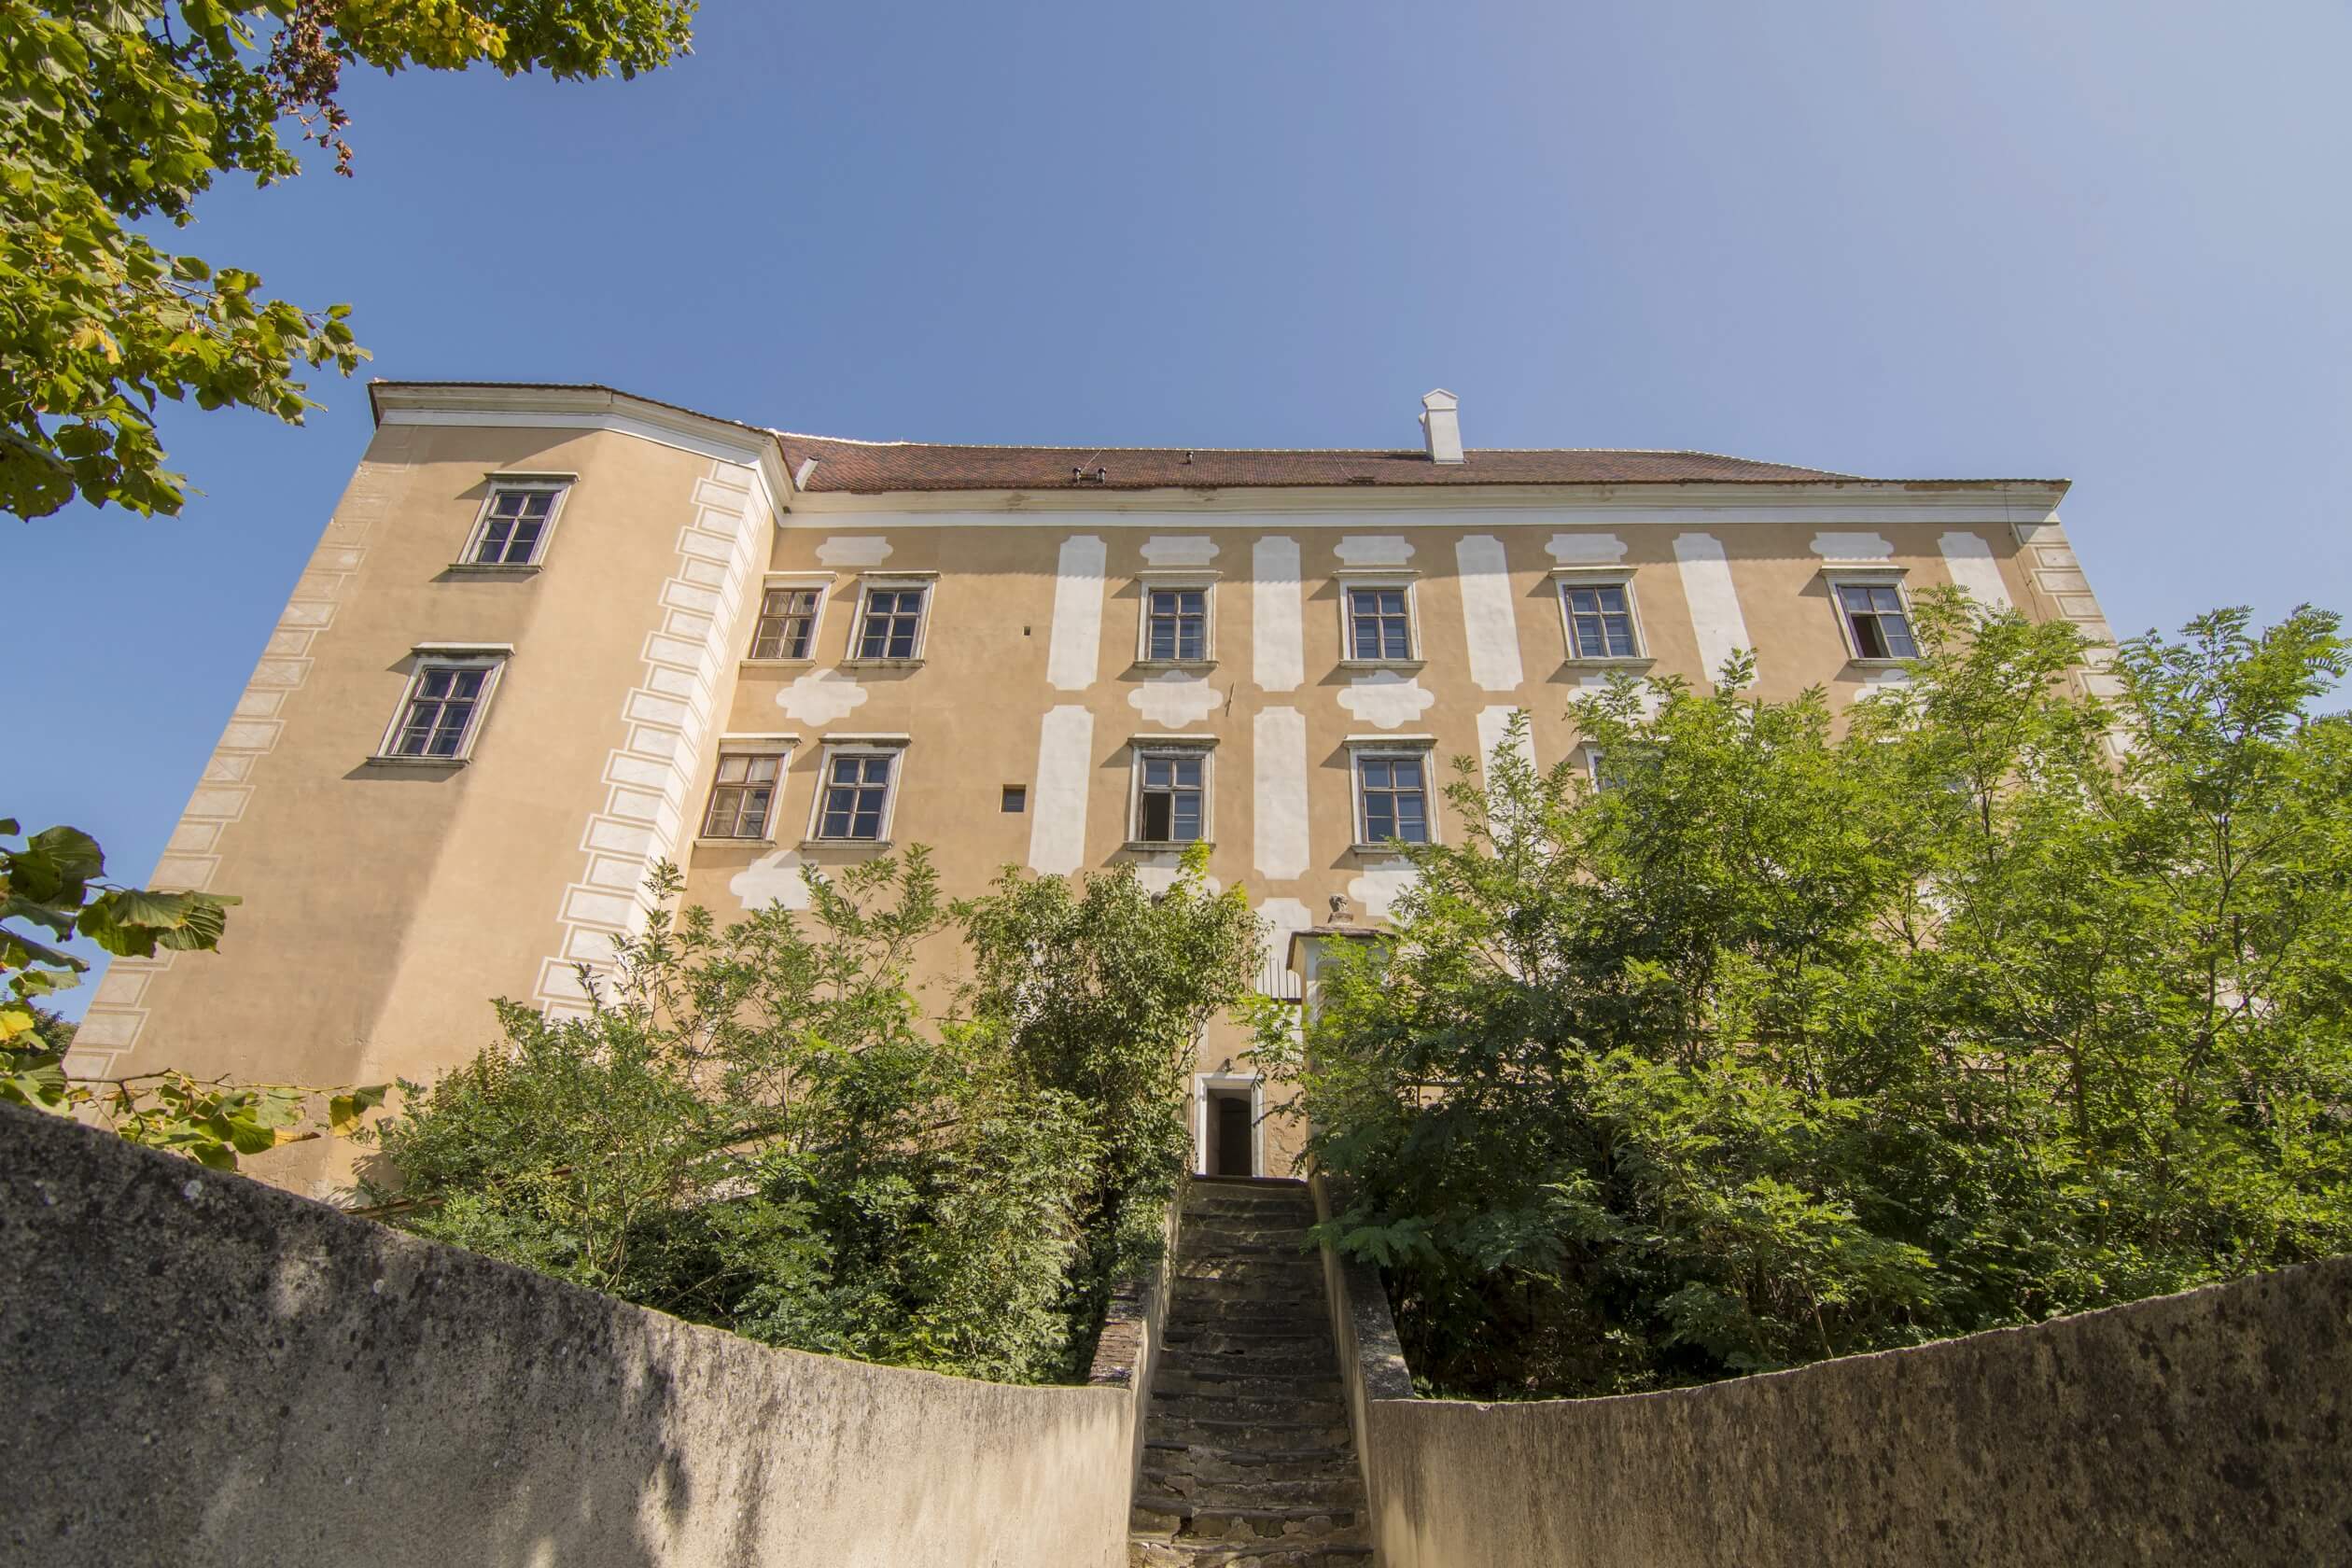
left=775, top=430, right=1848, bottom=469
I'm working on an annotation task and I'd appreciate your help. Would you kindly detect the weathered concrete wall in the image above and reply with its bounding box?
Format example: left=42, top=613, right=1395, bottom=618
left=0, top=1101, right=1139, bottom=1568
left=1357, top=1253, right=2352, bottom=1568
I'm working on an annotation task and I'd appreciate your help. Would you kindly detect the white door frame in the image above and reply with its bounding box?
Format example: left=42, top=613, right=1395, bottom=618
left=1192, top=1071, right=1264, bottom=1177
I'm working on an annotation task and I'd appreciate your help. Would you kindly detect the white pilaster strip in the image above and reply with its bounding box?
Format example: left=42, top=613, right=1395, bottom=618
left=1454, top=535, right=1524, bottom=691
left=1045, top=535, right=1108, bottom=692
left=1938, top=530, right=2013, bottom=610
left=1252, top=707, right=1310, bottom=880
left=1252, top=536, right=1304, bottom=693
left=1477, top=705, right=1537, bottom=837
left=1028, top=706, right=1095, bottom=875
left=1673, top=532, right=1754, bottom=687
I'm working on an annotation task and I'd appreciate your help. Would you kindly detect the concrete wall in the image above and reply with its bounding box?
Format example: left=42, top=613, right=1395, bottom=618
left=0, top=1102, right=1141, bottom=1568
left=1340, top=1251, right=2352, bottom=1567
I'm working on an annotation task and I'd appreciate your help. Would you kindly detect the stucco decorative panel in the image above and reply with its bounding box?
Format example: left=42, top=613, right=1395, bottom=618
left=1256, top=897, right=1313, bottom=999
left=1337, top=671, right=1435, bottom=729
left=1335, top=536, right=1413, bottom=568
left=1547, top=533, right=1628, bottom=565
left=1141, top=536, right=1218, bottom=567
left=1454, top=535, right=1524, bottom=692
left=1252, top=537, right=1305, bottom=693
left=814, top=536, right=890, bottom=567
left=1252, top=707, right=1310, bottom=881
left=1130, top=852, right=1223, bottom=897
left=1027, top=706, right=1094, bottom=875
left=1128, top=671, right=1222, bottom=727
left=1673, top=532, right=1754, bottom=688
left=1045, top=535, right=1108, bottom=692
left=1938, top=531, right=2012, bottom=610
left=776, top=668, right=870, bottom=724
left=1810, top=531, right=1895, bottom=561
left=731, top=849, right=818, bottom=911
left=1348, top=858, right=1420, bottom=921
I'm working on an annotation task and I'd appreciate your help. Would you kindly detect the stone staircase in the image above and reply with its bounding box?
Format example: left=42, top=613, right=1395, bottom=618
left=1127, top=1177, right=1374, bottom=1568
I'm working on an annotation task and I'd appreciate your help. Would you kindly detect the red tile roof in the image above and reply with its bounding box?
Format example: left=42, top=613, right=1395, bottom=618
left=772, top=435, right=1860, bottom=493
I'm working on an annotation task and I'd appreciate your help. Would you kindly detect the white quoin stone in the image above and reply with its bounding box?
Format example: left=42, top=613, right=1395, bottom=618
left=1421, top=389, right=1463, bottom=465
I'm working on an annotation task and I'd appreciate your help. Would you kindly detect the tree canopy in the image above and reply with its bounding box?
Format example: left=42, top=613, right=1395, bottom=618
left=1273, top=595, right=2352, bottom=1398
left=1, top=0, right=694, bottom=519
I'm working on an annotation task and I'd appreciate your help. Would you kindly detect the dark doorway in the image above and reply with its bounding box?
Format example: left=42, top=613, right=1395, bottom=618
left=1211, top=1091, right=1254, bottom=1177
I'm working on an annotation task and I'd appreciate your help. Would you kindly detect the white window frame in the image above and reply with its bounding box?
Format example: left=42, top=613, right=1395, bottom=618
left=845, top=572, right=940, bottom=665
left=1822, top=567, right=1917, bottom=665
left=455, top=474, right=572, bottom=571
left=1344, top=735, right=1439, bottom=850
left=1335, top=570, right=1423, bottom=668
left=372, top=644, right=512, bottom=765
left=1551, top=567, right=1651, bottom=665
left=1135, top=571, right=1220, bottom=666
left=804, top=735, right=912, bottom=845
left=697, top=734, right=800, bottom=844
left=1126, top=735, right=1218, bottom=848
left=1192, top=1071, right=1265, bottom=1178
left=744, top=573, right=835, bottom=665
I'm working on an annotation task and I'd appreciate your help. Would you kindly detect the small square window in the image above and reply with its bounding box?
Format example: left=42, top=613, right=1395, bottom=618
left=1561, top=581, right=1641, bottom=660
left=1135, top=752, right=1206, bottom=843
left=857, top=589, right=927, bottom=659
left=466, top=484, right=566, bottom=567
left=1346, top=585, right=1415, bottom=661
left=704, top=753, right=782, bottom=839
left=1001, top=785, right=1027, bottom=813
left=1838, top=582, right=1917, bottom=661
left=750, top=586, right=824, bottom=660
left=814, top=750, right=898, bottom=841
left=1354, top=752, right=1431, bottom=845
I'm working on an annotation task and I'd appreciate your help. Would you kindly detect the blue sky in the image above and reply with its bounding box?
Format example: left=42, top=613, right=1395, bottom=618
left=18, top=1, right=2350, bottom=1015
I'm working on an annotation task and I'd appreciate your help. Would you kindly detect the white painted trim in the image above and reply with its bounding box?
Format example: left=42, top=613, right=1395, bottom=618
left=1552, top=570, right=1648, bottom=662
left=1337, top=575, right=1422, bottom=663
left=804, top=739, right=907, bottom=845
left=1128, top=742, right=1215, bottom=847
left=373, top=652, right=509, bottom=763
left=457, top=476, right=572, bottom=568
left=1193, top=1071, right=1266, bottom=1178
left=1134, top=571, right=1220, bottom=665
left=763, top=570, right=837, bottom=582
left=717, top=733, right=801, bottom=747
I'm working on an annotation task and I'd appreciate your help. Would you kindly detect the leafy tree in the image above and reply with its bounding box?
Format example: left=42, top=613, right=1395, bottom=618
left=369, top=848, right=1262, bottom=1383
left=1275, top=595, right=2352, bottom=1397
left=2, top=816, right=381, bottom=1167
left=2, top=0, right=694, bottom=518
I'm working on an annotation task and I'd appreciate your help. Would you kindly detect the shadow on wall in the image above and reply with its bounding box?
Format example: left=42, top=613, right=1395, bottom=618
left=0, top=1101, right=1132, bottom=1568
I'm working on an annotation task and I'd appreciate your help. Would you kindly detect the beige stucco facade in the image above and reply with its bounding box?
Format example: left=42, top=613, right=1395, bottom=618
left=69, top=385, right=2110, bottom=1196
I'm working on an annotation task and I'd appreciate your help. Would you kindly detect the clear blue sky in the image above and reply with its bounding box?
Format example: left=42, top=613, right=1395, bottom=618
left=17, top=1, right=2350, bottom=1015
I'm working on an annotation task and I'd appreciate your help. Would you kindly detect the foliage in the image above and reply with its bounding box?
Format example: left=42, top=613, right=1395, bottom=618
left=1, top=0, right=694, bottom=518
left=369, top=848, right=1262, bottom=1384
left=2, top=816, right=382, bottom=1167
left=1274, top=594, right=2352, bottom=1397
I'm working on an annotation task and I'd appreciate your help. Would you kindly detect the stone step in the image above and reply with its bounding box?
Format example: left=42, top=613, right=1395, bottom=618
left=1153, top=1365, right=1345, bottom=1394
left=1129, top=1496, right=1363, bottom=1543
left=1159, top=1353, right=1340, bottom=1385
left=1129, top=1543, right=1373, bottom=1568
left=1142, top=1470, right=1367, bottom=1510
left=1162, top=1324, right=1333, bottom=1350
left=1149, top=1395, right=1349, bottom=1429
left=1148, top=1415, right=1356, bottom=1452
left=1145, top=1438, right=1357, bottom=1470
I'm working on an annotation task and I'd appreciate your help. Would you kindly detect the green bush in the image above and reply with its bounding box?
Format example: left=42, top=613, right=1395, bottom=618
left=1273, top=595, right=2352, bottom=1397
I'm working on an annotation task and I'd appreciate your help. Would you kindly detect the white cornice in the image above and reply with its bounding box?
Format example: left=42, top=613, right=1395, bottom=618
left=371, top=384, right=795, bottom=520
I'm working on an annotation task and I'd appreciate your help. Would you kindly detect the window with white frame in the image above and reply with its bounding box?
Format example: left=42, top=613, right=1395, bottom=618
left=702, top=747, right=791, bottom=839
left=1832, top=579, right=1918, bottom=661
left=1131, top=745, right=1211, bottom=844
left=378, top=649, right=507, bottom=762
left=1351, top=744, right=1435, bottom=846
left=1138, top=577, right=1214, bottom=664
left=853, top=581, right=931, bottom=661
left=809, top=740, right=907, bottom=842
left=1343, top=581, right=1417, bottom=662
left=749, top=582, right=826, bottom=661
left=1557, top=574, right=1644, bottom=661
left=462, top=480, right=567, bottom=567
left=1577, top=743, right=1617, bottom=792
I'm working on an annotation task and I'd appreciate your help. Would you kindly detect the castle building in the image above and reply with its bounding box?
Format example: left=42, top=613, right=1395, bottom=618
left=65, top=384, right=2112, bottom=1194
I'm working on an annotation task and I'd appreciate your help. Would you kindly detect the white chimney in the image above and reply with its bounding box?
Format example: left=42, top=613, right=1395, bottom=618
left=1420, top=388, right=1463, bottom=464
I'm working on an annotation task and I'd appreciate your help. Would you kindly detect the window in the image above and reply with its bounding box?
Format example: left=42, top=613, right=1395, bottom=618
left=1578, top=744, right=1617, bottom=792
left=703, top=753, right=783, bottom=839
left=1146, top=586, right=1209, bottom=662
left=1837, top=581, right=1918, bottom=661
left=854, top=583, right=931, bottom=660
left=808, top=742, right=907, bottom=842
left=1344, top=583, right=1416, bottom=662
left=1001, top=785, right=1028, bottom=813
left=1134, top=751, right=1207, bottom=843
left=1559, top=578, right=1643, bottom=660
left=1353, top=750, right=1432, bottom=846
left=749, top=584, right=825, bottom=661
left=462, top=482, right=567, bottom=567
left=376, top=648, right=508, bottom=763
